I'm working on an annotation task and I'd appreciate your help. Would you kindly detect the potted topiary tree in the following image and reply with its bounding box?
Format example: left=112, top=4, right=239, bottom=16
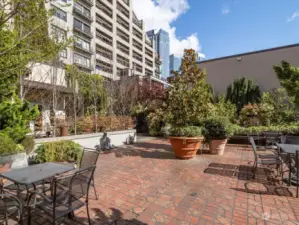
left=166, top=49, right=213, bottom=159
left=202, top=117, right=233, bottom=155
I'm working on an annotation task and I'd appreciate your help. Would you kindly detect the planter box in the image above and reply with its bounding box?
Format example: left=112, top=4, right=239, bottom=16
left=0, top=152, right=28, bottom=172
left=34, top=129, right=137, bottom=150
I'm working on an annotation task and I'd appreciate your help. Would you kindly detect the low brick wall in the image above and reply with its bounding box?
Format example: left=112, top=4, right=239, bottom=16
left=34, top=129, right=136, bottom=149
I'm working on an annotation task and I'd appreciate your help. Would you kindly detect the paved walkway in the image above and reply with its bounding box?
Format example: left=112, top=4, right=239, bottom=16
left=30, top=139, right=299, bottom=224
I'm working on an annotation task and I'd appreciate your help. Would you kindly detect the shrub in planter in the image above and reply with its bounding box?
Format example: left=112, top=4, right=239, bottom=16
left=166, top=49, right=211, bottom=159
left=21, top=136, right=35, bottom=154
left=202, top=118, right=234, bottom=155
left=168, top=126, right=204, bottom=159
left=35, top=140, right=82, bottom=164
left=0, top=134, right=27, bottom=172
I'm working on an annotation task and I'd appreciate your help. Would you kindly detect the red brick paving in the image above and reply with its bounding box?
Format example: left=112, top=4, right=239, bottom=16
left=28, top=139, right=299, bottom=224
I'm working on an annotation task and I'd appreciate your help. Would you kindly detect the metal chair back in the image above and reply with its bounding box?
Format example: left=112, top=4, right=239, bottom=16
left=286, top=136, right=299, bottom=145
left=52, top=166, right=96, bottom=219
left=79, top=148, right=100, bottom=169
left=296, top=151, right=299, bottom=198
left=0, top=194, right=22, bottom=225
left=248, top=136, right=258, bottom=161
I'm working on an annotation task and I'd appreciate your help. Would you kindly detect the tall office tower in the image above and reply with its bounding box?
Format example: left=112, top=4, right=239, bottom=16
left=146, top=29, right=170, bottom=78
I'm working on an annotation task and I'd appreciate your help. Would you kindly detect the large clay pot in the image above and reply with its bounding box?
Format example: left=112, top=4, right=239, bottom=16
left=169, top=136, right=204, bottom=160
left=209, top=139, right=228, bottom=155
left=60, top=125, right=69, bottom=137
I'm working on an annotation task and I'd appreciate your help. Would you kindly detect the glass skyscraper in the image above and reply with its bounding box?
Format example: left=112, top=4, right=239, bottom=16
left=146, top=29, right=170, bottom=78
left=169, top=54, right=181, bottom=75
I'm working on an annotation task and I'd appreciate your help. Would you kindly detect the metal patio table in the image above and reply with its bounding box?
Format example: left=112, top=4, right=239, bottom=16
left=276, top=144, right=299, bottom=186
left=0, top=162, right=73, bottom=224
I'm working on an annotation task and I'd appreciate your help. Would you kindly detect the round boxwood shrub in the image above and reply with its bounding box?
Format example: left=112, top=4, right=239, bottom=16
left=169, top=126, right=202, bottom=137
left=202, top=117, right=234, bottom=141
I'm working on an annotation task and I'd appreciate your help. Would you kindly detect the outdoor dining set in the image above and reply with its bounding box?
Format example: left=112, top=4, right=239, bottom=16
left=249, top=131, right=299, bottom=198
left=0, top=148, right=100, bottom=225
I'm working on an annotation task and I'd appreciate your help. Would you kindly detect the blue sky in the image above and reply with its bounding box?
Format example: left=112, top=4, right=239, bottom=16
left=172, top=0, right=299, bottom=60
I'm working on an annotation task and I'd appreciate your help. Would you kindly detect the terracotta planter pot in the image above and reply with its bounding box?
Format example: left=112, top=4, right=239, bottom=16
left=209, top=139, right=228, bottom=155
left=60, top=126, right=69, bottom=137
left=169, top=136, right=204, bottom=160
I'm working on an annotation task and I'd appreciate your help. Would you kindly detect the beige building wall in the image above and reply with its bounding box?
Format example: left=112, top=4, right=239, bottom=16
left=198, top=44, right=299, bottom=93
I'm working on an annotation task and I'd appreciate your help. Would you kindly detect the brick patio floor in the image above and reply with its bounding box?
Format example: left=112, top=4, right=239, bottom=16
left=26, top=139, right=299, bottom=224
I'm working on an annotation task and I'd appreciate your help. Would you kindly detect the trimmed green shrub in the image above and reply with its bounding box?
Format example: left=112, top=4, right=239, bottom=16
left=0, top=134, right=24, bottom=156
left=202, top=117, right=234, bottom=141
left=233, top=125, right=299, bottom=136
left=35, top=140, right=83, bottom=163
left=21, top=136, right=35, bottom=154
left=169, top=126, right=202, bottom=137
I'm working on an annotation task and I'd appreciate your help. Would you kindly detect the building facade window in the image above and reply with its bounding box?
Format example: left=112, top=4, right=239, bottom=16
left=53, top=6, right=67, bottom=21
left=75, top=37, right=90, bottom=51
left=74, top=19, right=91, bottom=34
left=74, top=2, right=91, bottom=17
left=51, top=26, right=66, bottom=42
left=74, top=53, right=90, bottom=67
left=60, top=49, right=67, bottom=58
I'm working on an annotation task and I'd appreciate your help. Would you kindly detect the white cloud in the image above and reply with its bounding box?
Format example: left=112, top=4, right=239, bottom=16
left=287, top=11, right=299, bottom=22
left=221, top=7, right=231, bottom=15
left=132, top=0, right=205, bottom=58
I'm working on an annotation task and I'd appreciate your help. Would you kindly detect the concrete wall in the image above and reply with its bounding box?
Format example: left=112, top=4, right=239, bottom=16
left=34, top=129, right=136, bottom=149
left=198, top=44, right=299, bottom=93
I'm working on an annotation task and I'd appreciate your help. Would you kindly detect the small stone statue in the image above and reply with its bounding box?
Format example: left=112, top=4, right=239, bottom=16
left=98, top=133, right=115, bottom=151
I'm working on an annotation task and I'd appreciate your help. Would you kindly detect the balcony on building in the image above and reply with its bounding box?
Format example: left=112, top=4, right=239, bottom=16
left=74, top=62, right=93, bottom=71
left=121, top=0, right=130, bottom=7
left=73, top=5, right=93, bottom=22
left=133, top=12, right=143, bottom=30
left=74, top=42, right=93, bottom=55
left=73, top=19, right=93, bottom=38
left=97, top=0, right=113, bottom=19
left=145, top=38, right=153, bottom=48
left=78, top=0, right=94, bottom=7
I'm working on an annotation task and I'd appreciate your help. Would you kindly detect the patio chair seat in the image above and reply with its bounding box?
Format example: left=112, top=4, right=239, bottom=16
left=0, top=197, right=20, bottom=212
left=257, top=159, right=282, bottom=165
left=35, top=194, right=85, bottom=219
left=258, top=154, right=279, bottom=159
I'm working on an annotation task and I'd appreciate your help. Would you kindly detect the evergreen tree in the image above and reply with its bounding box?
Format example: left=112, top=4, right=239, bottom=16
left=226, top=77, right=261, bottom=114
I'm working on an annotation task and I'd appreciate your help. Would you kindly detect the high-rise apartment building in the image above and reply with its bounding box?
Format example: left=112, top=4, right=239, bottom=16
left=146, top=29, right=170, bottom=78
left=32, top=0, right=161, bottom=83
left=169, top=54, right=181, bottom=74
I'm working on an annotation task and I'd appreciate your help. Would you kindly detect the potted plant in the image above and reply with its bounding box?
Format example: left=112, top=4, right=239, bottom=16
left=202, top=117, right=233, bottom=155
left=0, top=134, right=28, bottom=174
left=169, top=126, right=204, bottom=159
left=166, top=49, right=212, bottom=160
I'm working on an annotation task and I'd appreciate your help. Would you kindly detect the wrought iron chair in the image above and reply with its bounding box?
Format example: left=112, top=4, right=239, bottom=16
left=248, top=137, right=282, bottom=179
left=29, top=165, right=96, bottom=225
left=0, top=193, right=23, bottom=225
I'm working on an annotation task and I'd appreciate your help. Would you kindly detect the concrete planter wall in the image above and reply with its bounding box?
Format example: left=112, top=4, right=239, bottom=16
left=34, top=129, right=136, bottom=149
left=0, top=152, right=28, bottom=172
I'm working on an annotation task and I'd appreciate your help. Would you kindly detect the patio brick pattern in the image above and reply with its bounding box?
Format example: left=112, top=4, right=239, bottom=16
left=23, top=139, right=299, bottom=224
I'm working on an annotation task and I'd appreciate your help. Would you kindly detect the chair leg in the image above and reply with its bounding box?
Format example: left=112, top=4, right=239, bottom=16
left=91, top=177, right=98, bottom=200
left=252, top=162, right=257, bottom=179
left=86, top=204, right=91, bottom=225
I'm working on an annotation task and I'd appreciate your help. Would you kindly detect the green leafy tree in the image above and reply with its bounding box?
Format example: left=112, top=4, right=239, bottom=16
left=166, top=49, right=213, bottom=127
left=274, top=61, right=299, bottom=106
left=260, top=88, right=296, bottom=125
left=66, top=65, right=107, bottom=116
left=0, top=0, right=68, bottom=100
left=226, top=77, right=261, bottom=114
left=0, top=96, right=39, bottom=143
